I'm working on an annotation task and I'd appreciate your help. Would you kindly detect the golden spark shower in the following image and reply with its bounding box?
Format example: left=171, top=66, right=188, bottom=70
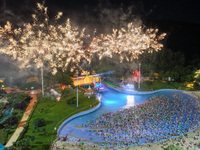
left=0, top=3, right=166, bottom=74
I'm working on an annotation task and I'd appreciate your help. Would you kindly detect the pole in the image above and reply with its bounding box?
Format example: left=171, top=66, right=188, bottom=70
left=41, top=66, right=44, bottom=97
left=138, top=63, right=141, bottom=90
left=76, top=71, right=78, bottom=109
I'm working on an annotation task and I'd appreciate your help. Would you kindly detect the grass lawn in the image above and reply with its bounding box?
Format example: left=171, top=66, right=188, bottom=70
left=141, top=80, right=194, bottom=91
left=0, top=129, right=5, bottom=144
left=103, top=79, right=193, bottom=91
left=24, top=90, right=99, bottom=150
left=103, top=80, right=120, bottom=87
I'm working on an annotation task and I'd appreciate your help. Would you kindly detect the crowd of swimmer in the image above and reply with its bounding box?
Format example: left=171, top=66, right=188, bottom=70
left=87, top=93, right=200, bottom=146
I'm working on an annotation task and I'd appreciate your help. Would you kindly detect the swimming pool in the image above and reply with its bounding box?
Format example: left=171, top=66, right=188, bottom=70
left=0, top=107, right=13, bottom=123
left=0, top=143, right=4, bottom=150
left=58, top=88, right=199, bottom=146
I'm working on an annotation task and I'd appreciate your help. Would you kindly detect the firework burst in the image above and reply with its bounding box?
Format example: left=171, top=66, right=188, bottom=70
left=0, top=3, right=166, bottom=75
left=89, top=22, right=166, bottom=62
left=0, top=3, right=89, bottom=75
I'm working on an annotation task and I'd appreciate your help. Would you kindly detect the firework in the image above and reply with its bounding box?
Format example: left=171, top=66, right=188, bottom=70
left=89, top=22, right=166, bottom=62
left=0, top=3, right=166, bottom=75
left=0, top=3, right=89, bottom=75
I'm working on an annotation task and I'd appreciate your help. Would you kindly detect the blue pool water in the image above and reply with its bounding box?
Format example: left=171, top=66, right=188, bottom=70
left=58, top=88, right=179, bottom=137
left=0, top=107, right=13, bottom=123
left=0, top=143, right=4, bottom=150
left=61, top=89, right=151, bottom=129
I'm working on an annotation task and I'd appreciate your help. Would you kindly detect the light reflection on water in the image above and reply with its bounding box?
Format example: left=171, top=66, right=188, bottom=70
left=123, top=95, right=135, bottom=109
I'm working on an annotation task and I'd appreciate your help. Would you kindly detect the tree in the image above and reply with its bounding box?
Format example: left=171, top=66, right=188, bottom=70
left=13, top=101, right=27, bottom=110
left=0, top=103, right=5, bottom=118
left=62, top=88, right=73, bottom=98
left=53, top=71, right=73, bottom=86
left=137, top=48, right=196, bottom=82
left=15, top=138, right=31, bottom=150
left=0, top=89, right=6, bottom=95
left=7, top=92, right=29, bottom=107
left=7, top=92, right=16, bottom=104
left=3, top=116, right=18, bottom=126
left=196, top=75, right=200, bottom=82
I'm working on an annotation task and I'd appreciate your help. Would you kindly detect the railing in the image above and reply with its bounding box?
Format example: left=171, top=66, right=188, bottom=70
left=57, top=101, right=102, bottom=136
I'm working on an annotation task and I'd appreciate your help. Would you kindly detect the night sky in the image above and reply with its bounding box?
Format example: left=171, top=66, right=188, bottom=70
left=0, top=0, right=200, bottom=76
left=1, top=0, right=198, bottom=23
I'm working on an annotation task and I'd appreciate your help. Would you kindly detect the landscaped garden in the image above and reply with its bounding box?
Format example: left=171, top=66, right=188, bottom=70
left=0, top=92, right=31, bottom=145
left=13, top=88, right=99, bottom=150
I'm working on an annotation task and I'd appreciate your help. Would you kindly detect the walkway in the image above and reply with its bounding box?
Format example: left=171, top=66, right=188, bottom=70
left=0, top=97, right=7, bottom=104
left=5, top=91, right=40, bottom=147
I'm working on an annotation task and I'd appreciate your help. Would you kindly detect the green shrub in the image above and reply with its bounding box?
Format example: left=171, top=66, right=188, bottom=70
left=66, top=96, right=76, bottom=105
left=32, top=118, right=45, bottom=128
left=0, top=89, right=6, bottom=95
left=194, top=82, right=200, bottom=90
left=164, top=144, right=183, bottom=150
left=61, top=88, right=73, bottom=98
left=145, top=81, right=153, bottom=86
